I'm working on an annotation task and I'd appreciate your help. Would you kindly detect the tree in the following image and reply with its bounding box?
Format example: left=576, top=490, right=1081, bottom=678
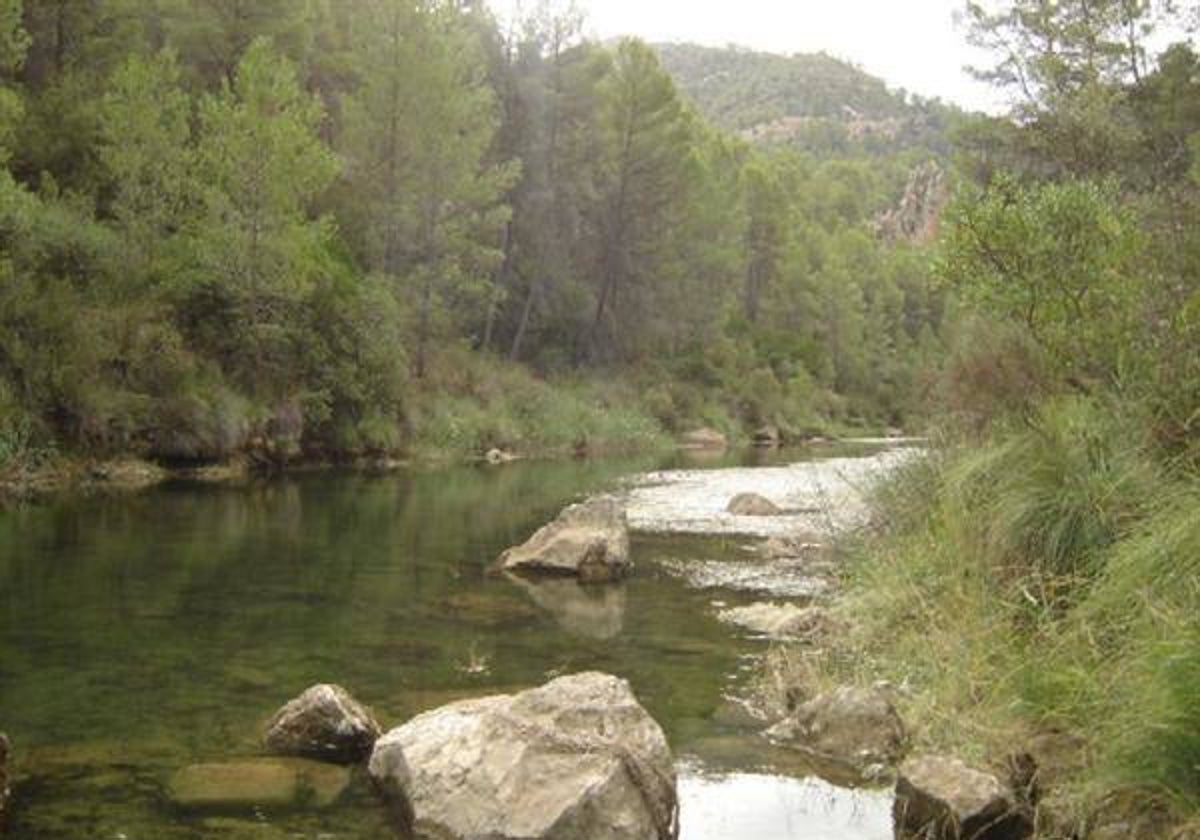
left=581, top=38, right=694, bottom=363
left=938, top=176, right=1143, bottom=383
left=187, top=37, right=339, bottom=395
left=160, top=0, right=315, bottom=87
left=0, top=0, right=27, bottom=163
left=482, top=0, right=589, bottom=362
left=742, top=158, right=789, bottom=324
left=340, top=0, right=514, bottom=379
left=99, top=49, right=194, bottom=281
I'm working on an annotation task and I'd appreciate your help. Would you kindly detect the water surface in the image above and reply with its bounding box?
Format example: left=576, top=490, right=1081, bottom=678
left=0, top=448, right=893, bottom=839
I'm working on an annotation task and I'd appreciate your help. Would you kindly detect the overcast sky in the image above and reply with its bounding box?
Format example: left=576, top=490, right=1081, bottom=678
left=489, top=0, right=1004, bottom=112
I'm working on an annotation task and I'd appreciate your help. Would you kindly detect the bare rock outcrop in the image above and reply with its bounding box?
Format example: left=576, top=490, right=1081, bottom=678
left=877, top=161, right=948, bottom=244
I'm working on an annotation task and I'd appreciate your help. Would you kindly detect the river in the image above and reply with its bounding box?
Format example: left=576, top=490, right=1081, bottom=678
left=0, top=445, right=906, bottom=839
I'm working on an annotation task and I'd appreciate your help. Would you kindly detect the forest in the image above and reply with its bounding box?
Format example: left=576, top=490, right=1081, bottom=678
left=0, top=0, right=958, bottom=470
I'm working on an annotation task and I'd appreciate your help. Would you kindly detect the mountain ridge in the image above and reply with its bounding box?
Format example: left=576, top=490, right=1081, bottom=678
left=652, top=42, right=962, bottom=157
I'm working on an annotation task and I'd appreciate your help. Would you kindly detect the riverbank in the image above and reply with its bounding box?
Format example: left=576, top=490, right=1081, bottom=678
left=771, top=398, right=1200, bottom=839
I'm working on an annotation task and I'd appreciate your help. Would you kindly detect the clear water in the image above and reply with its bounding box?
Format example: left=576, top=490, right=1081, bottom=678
left=0, top=450, right=892, bottom=839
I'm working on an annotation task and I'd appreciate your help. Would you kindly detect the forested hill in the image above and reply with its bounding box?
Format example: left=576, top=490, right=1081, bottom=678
left=654, top=42, right=962, bottom=157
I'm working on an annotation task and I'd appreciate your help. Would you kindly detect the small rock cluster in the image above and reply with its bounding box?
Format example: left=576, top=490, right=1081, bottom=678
left=164, top=674, right=679, bottom=840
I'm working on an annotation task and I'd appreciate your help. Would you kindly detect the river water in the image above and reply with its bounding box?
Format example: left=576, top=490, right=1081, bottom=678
left=0, top=446, right=900, bottom=839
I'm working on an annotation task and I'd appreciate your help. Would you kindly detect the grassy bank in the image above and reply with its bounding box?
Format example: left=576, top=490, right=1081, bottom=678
left=4, top=343, right=885, bottom=499
left=774, top=396, right=1199, bottom=836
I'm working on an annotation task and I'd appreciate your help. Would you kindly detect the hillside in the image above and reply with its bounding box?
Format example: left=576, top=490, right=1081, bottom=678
left=654, top=42, right=962, bottom=157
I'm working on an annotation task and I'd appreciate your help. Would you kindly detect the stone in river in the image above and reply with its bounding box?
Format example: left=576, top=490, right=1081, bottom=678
left=167, top=758, right=350, bottom=811
left=726, top=493, right=782, bottom=516
left=765, top=685, right=906, bottom=773
left=498, top=496, right=631, bottom=582
left=894, top=754, right=1033, bottom=840
left=369, top=672, right=678, bottom=840
left=264, top=683, right=381, bottom=763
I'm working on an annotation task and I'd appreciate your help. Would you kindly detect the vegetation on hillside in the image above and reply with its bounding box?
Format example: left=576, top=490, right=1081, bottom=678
left=0, top=0, right=948, bottom=476
left=654, top=41, right=963, bottom=158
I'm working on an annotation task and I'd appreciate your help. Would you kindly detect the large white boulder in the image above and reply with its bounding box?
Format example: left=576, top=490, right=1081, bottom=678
left=368, top=672, right=678, bottom=840
left=498, top=497, right=631, bottom=581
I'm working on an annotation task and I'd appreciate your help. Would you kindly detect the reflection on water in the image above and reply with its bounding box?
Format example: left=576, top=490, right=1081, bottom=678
left=506, top=574, right=627, bottom=640
left=0, top=447, right=893, bottom=839
left=679, top=766, right=891, bottom=840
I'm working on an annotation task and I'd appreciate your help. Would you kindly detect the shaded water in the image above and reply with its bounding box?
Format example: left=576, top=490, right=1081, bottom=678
left=0, top=449, right=892, bottom=839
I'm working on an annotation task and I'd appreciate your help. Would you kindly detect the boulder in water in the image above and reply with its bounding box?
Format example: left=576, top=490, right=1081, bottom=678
left=498, top=496, right=631, bottom=582
left=167, top=758, right=350, bottom=811
left=726, top=493, right=782, bottom=516
left=894, top=754, right=1033, bottom=840
left=718, top=603, right=842, bottom=641
left=765, top=685, right=906, bottom=772
left=485, top=448, right=518, bottom=465
left=264, top=684, right=381, bottom=763
left=680, top=428, right=727, bottom=450
left=368, top=672, right=678, bottom=840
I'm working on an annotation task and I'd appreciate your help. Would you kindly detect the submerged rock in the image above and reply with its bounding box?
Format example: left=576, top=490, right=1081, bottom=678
left=680, top=428, right=727, bottom=450
left=368, top=672, right=678, bottom=840
left=498, top=496, right=631, bottom=582
left=718, top=603, right=841, bottom=641
left=1, top=733, right=9, bottom=832
left=758, top=535, right=829, bottom=560
left=264, top=684, right=381, bottom=763
left=894, top=755, right=1032, bottom=840
left=508, top=574, right=627, bottom=640
left=167, top=758, right=350, bottom=811
left=765, top=686, right=906, bottom=772
left=726, top=493, right=782, bottom=516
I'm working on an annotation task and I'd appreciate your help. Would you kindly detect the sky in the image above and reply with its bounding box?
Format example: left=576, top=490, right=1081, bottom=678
left=488, top=0, right=1005, bottom=113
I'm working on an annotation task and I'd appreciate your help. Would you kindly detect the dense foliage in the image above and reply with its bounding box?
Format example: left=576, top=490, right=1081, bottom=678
left=0, top=0, right=949, bottom=468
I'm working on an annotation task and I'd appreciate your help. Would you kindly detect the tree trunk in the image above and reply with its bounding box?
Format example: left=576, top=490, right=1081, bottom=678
left=509, top=271, right=537, bottom=362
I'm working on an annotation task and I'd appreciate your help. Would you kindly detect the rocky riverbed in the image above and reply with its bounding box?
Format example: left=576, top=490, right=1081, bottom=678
left=624, top=447, right=920, bottom=537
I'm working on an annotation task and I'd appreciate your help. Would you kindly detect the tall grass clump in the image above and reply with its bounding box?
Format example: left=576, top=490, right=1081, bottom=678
left=806, top=395, right=1199, bottom=827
